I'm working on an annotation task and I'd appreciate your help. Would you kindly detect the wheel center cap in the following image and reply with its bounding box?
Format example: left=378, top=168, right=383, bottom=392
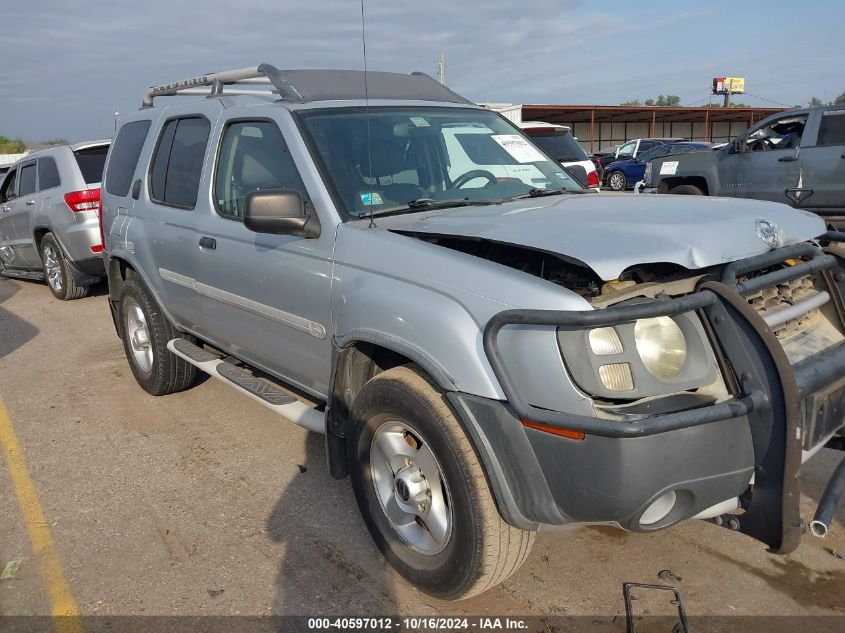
left=394, top=466, right=429, bottom=505
left=133, top=330, right=149, bottom=349
left=395, top=478, right=410, bottom=502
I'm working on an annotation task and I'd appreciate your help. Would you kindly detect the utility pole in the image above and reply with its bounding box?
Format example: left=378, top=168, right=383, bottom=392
left=437, top=52, right=446, bottom=86
left=723, top=88, right=731, bottom=108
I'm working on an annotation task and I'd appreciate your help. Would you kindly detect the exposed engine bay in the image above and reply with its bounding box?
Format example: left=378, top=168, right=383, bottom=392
left=397, top=231, right=700, bottom=301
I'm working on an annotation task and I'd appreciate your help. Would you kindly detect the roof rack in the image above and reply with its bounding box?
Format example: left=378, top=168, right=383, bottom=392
left=142, top=64, right=474, bottom=108
left=142, top=63, right=300, bottom=107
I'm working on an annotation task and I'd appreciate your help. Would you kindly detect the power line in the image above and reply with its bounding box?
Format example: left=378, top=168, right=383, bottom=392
left=740, top=92, right=793, bottom=107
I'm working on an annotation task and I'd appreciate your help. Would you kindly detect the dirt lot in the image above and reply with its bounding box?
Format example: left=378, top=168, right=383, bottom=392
left=1, top=275, right=844, bottom=627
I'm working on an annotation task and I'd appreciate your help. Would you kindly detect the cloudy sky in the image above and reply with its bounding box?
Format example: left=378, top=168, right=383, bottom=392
left=1, top=0, right=843, bottom=141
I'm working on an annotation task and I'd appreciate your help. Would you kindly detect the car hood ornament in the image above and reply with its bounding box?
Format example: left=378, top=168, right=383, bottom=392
left=756, top=218, right=782, bottom=248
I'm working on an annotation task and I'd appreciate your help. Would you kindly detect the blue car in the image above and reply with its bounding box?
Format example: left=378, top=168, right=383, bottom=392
left=604, top=142, right=713, bottom=191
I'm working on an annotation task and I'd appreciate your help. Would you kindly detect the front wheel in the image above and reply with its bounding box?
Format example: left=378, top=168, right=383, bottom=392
left=607, top=171, right=627, bottom=191
left=348, top=365, right=534, bottom=600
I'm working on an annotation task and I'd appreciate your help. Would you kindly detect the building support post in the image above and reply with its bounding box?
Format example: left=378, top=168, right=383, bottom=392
left=650, top=109, right=656, bottom=137
left=590, top=109, right=595, bottom=155
left=704, top=108, right=710, bottom=142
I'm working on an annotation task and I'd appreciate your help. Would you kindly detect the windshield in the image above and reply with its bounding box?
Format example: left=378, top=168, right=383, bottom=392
left=525, top=131, right=588, bottom=162
left=636, top=145, right=672, bottom=162
left=299, top=107, right=583, bottom=219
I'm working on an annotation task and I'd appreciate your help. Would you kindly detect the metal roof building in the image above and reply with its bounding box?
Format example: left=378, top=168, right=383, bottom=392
left=486, top=104, right=786, bottom=153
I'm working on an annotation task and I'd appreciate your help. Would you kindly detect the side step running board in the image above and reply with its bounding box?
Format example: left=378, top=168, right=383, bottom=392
left=167, top=338, right=326, bottom=434
left=0, top=268, right=45, bottom=281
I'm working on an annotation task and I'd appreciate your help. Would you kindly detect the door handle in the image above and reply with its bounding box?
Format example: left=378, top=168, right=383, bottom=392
left=199, top=236, right=216, bottom=250
left=1, top=206, right=8, bottom=213
left=25, top=199, right=35, bottom=205
left=778, top=156, right=798, bottom=162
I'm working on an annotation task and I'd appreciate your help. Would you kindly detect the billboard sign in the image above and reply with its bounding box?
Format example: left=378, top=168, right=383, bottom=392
left=712, top=77, right=745, bottom=95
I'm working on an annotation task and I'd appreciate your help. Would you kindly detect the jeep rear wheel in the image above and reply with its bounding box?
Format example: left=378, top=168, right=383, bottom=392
left=40, top=233, right=88, bottom=300
left=119, top=277, right=196, bottom=396
left=348, top=365, right=534, bottom=600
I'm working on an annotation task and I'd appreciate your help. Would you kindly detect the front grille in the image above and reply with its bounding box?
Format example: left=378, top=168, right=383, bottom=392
left=746, top=273, right=821, bottom=340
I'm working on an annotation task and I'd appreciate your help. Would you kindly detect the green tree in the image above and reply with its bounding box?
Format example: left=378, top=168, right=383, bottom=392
left=620, top=95, right=681, bottom=107
left=809, top=97, right=826, bottom=107
left=0, top=136, right=27, bottom=153
left=42, top=138, right=68, bottom=146
left=834, top=92, right=845, bottom=105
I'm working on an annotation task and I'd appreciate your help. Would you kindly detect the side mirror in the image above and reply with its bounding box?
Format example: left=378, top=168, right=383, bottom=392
left=243, top=189, right=320, bottom=238
left=728, top=137, right=743, bottom=154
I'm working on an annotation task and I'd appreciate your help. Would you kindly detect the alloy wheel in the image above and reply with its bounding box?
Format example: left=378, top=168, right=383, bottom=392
left=370, top=421, right=453, bottom=555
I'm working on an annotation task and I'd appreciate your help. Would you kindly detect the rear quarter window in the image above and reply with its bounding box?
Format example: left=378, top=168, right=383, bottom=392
left=74, top=145, right=109, bottom=184
left=105, top=120, right=152, bottom=196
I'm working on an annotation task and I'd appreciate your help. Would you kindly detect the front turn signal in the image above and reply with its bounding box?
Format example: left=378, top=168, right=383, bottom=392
left=520, top=418, right=585, bottom=441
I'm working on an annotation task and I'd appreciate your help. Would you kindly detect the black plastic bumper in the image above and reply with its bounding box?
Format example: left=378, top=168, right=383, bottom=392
left=467, top=239, right=845, bottom=552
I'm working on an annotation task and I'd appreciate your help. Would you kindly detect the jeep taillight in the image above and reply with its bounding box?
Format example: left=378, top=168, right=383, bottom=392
left=586, top=170, right=600, bottom=189
left=64, top=188, right=101, bottom=213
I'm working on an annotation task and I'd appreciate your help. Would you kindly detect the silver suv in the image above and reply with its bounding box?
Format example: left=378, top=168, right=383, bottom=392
left=101, top=65, right=845, bottom=600
left=0, top=141, right=110, bottom=299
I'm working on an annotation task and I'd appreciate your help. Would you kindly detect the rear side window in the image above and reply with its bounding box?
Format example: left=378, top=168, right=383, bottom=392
left=529, top=132, right=588, bottom=162
left=37, top=157, right=61, bottom=191
left=817, top=111, right=845, bottom=146
left=149, top=117, right=210, bottom=209
left=105, top=120, right=152, bottom=196
left=73, top=145, right=109, bottom=184
left=18, top=163, right=37, bottom=196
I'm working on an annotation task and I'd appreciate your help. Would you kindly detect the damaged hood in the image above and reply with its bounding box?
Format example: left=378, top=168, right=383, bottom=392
left=377, top=194, right=826, bottom=280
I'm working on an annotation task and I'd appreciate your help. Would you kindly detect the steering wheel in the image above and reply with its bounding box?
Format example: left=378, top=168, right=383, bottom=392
left=451, top=170, right=498, bottom=189
left=748, top=138, right=771, bottom=152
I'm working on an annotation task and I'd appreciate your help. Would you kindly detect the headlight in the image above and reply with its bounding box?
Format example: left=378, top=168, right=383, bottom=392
left=634, top=317, right=687, bottom=379
left=557, top=312, right=716, bottom=399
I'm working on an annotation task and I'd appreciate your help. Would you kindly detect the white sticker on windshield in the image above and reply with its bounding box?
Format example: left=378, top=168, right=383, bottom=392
left=660, top=161, right=679, bottom=175
left=491, top=135, right=546, bottom=163
left=410, top=116, right=430, bottom=127
left=554, top=171, right=571, bottom=180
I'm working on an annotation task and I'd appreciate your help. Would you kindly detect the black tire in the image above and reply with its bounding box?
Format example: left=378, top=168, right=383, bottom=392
left=607, top=170, right=627, bottom=191
left=348, top=365, right=534, bottom=600
left=40, top=233, right=88, bottom=300
left=669, top=184, right=704, bottom=195
left=118, top=277, right=196, bottom=396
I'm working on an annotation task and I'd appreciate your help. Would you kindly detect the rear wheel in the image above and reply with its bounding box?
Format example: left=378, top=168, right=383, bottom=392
left=348, top=365, right=534, bottom=600
left=119, top=277, right=196, bottom=395
left=669, top=184, right=704, bottom=195
left=607, top=171, right=627, bottom=191
left=40, top=233, right=88, bottom=300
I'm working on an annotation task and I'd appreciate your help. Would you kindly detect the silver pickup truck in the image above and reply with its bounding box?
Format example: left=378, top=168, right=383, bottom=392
left=100, top=65, right=845, bottom=600
left=644, top=106, right=845, bottom=228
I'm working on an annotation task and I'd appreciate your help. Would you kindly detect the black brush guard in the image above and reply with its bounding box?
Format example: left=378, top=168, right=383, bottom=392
left=482, top=238, right=845, bottom=553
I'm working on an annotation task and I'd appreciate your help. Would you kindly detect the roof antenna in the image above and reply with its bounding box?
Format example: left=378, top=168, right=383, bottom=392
left=361, top=0, right=376, bottom=228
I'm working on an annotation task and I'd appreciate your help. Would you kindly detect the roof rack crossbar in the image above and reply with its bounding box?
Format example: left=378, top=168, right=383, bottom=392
left=142, top=63, right=297, bottom=107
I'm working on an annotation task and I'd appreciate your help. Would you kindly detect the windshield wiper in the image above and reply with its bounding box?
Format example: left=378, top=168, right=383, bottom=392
left=363, top=198, right=499, bottom=218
